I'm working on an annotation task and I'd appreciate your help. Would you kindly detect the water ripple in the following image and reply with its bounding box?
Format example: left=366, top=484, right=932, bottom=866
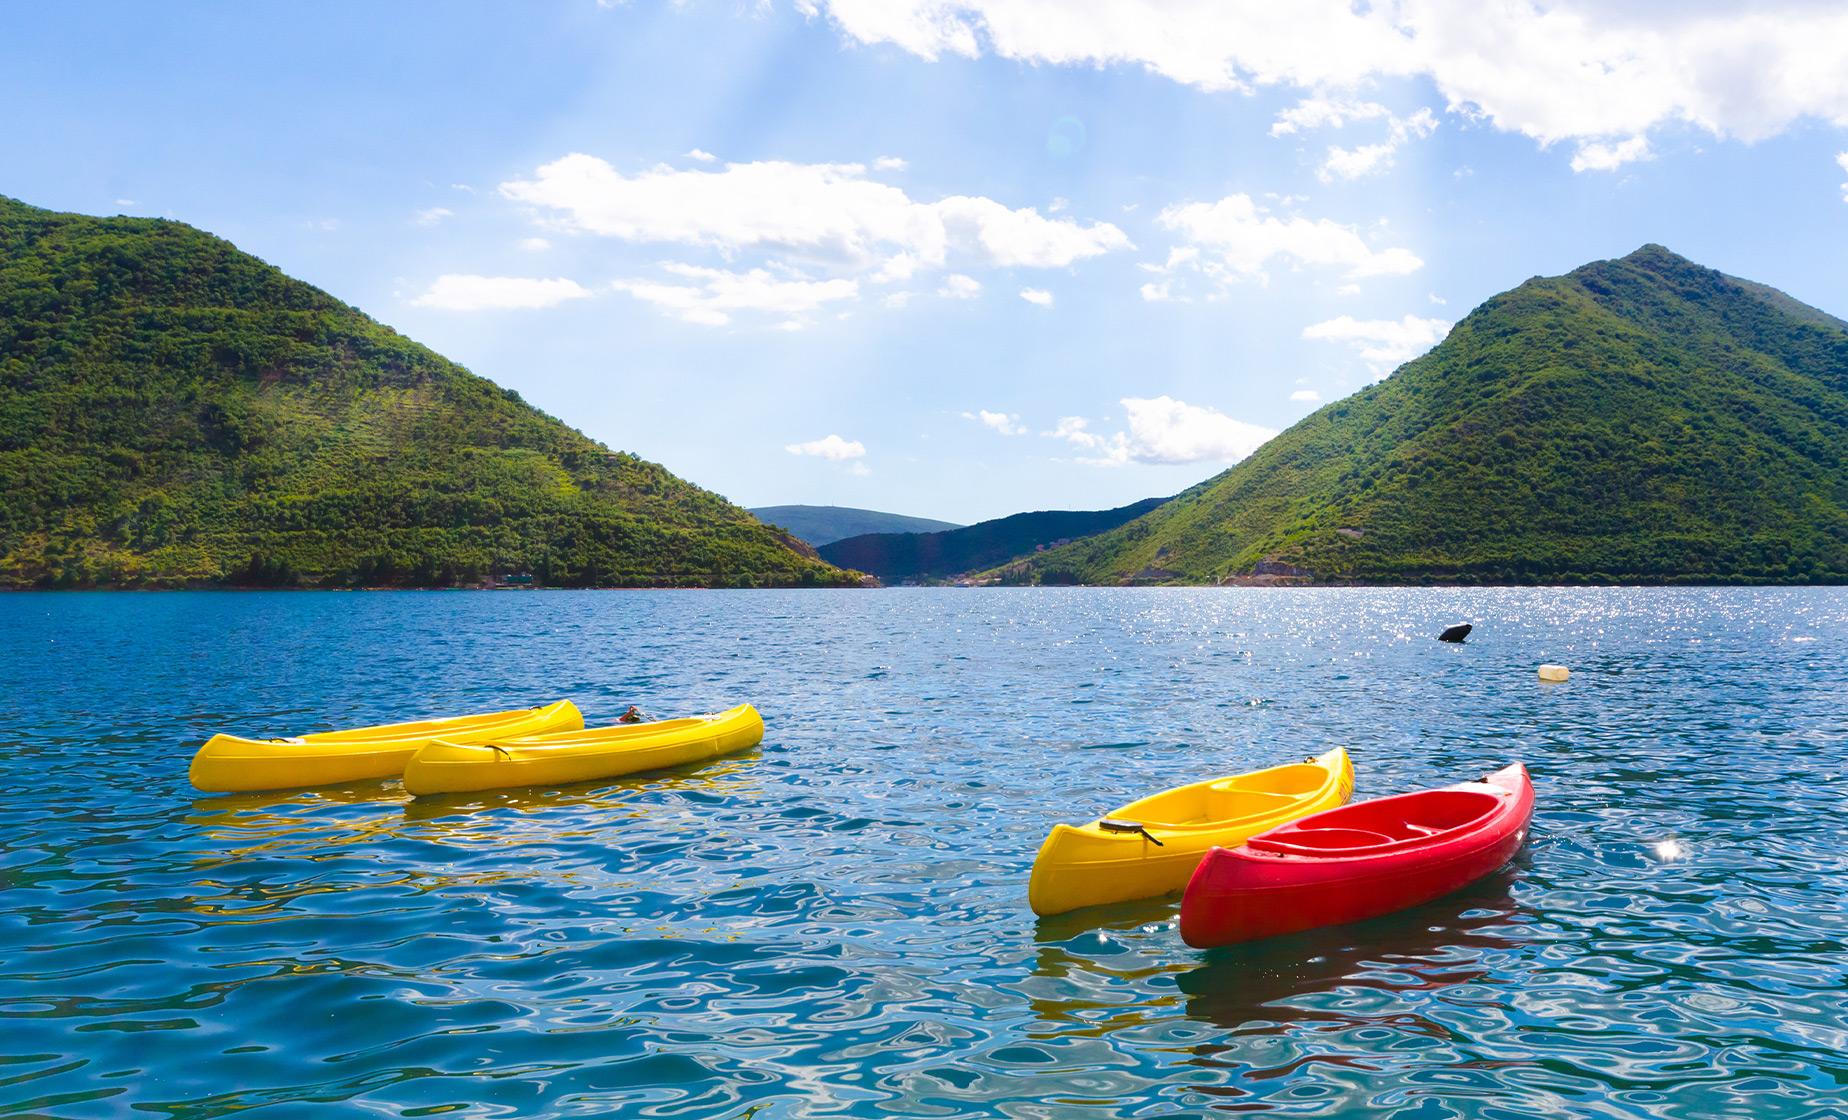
left=2, top=588, right=1844, bottom=1118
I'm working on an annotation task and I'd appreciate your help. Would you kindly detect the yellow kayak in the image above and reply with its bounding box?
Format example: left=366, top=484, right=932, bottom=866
left=1028, top=747, right=1353, bottom=916
left=188, top=700, right=583, bottom=793
left=402, top=703, right=765, bottom=796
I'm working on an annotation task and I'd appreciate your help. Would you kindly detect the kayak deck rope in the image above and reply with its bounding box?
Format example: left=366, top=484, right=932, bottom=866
left=1098, top=818, right=1165, bottom=846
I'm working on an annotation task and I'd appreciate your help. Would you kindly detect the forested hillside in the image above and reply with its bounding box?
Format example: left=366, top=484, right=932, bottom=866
left=822, top=497, right=1169, bottom=581
left=749, top=505, right=962, bottom=546
left=0, top=195, right=859, bottom=587
left=1013, top=246, right=1848, bottom=585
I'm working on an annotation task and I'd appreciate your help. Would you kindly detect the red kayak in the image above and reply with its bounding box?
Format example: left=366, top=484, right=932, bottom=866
left=1180, top=762, right=1533, bottom=948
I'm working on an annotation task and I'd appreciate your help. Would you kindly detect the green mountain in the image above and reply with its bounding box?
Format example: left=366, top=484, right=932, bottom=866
left=748, top=505, right=962, bottom=547
left=821, top=496, right=1170, bottom=582
left=1011, top=246, right=1848, bottom=585
left=0, top=196, right=859, bottom=588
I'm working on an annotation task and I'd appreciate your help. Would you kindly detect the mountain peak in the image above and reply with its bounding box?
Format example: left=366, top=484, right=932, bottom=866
left=1623, top=242, right=1683, bottom=262
left=1014, top=248, right=1848, bottom=586
left=1565, top=241, right=1848, bottom=337
left=1602, top=243, right=1705, bottom=279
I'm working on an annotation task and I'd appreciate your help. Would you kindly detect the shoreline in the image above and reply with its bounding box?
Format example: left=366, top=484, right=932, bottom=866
left=5, top=579, right=1844, bottom=593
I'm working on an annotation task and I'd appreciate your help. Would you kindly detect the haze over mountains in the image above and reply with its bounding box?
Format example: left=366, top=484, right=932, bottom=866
left=1012, top=246, right=1848, bottom=585
left=821, top=497, right=1170, bottom=583
left=748, top=505, right=962, bottom=547
left=0, top=196, right=859, bottom=588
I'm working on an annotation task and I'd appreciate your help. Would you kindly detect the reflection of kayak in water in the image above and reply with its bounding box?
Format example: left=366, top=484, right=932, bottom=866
left=1181, top=763, right=1533, bottom=947
left=1175, top=867, right=1524, bottom=1029
left=396, top=755, right=763, bottom=823
left=1028, top=748, right=1353, bottom=917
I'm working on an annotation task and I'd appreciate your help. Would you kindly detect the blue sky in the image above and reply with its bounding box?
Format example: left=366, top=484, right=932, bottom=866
left=5, top=1, right=1847, bottom=523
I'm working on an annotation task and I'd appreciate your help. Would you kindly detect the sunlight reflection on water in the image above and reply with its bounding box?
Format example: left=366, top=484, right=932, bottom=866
left=2, top=587, right=1844, bottom=1118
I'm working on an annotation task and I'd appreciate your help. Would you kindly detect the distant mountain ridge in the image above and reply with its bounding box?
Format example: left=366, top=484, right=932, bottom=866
left=1012, top=245, right=1848, bottom=585
left=821, top=497, right=1171, bottom=582
left=0, top=195, right=860, bottom=588
left=749, top=505, right=963, bottom=547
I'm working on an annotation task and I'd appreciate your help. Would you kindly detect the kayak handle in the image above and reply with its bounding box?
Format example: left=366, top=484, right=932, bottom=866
left=1098, top=818, right=1165, bottom=846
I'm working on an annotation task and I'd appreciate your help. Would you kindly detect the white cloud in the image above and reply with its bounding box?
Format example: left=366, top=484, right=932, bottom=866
left=411, top=275, right=592, bottom=311
left=1320, top=107, right=1438, bottom=181
left=1046, top=397, right=1276, bottom=466
left=612, top=263, right=859, bottom=326
left=498, top=154, right=1130, bottom=327
left=1019, top=287, right=1054, bottom=307
left=1271, top=96, right=1391, bottom=136
left=944, top=195, right=1133, bottom=266
left=1271, top=98, right=1440, bottom=181
left=786, top=434, right=867, bottom=460
left=1319, top=143, right=1394, bottom=180
left=964, top=408, right=1026, bottom=435
left=1119, top=396, right=1275, bottom=464
left=415, top=206, right=455, bottom=226
left=1139, top=280, right=1172, bottom=302
left=801, top=1, right=1848, bottom=166
left=1570, top=135, right=1651, bottom=173
left=1836, top=152, right=1848, bottom=201
left=518, top=237, right=552, bottom=252
left=1290, top=388, right=1322, bottom=402
left=113, top=198, right=138, bottom=208
left=501, top=154, right=1129, bottom=269
left=1302, top=313, right=1452, bottom=373
left=1428, top=291, right=1447, bottom=305
left=873, top=252, right=920, bottom=282
left=1044, top=416, right=1134, bottom=464
left=939, top=273, right=983, bottom=298
left=686, top=148, right=717, bottom=162
left=847, top=461, right=873, bottom=477
left=1152, top=194, right=1422, bottom=287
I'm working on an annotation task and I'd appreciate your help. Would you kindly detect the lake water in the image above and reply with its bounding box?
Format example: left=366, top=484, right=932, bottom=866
left=3, top=588, right=1844, bottom=1119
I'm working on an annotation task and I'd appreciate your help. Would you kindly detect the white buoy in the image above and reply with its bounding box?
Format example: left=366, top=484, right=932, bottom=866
left=1537, top=664, right=1570, bottom=682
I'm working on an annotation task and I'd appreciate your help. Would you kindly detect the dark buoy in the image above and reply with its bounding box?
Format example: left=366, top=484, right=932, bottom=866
left=1437, top=623, right=1472, bottom=643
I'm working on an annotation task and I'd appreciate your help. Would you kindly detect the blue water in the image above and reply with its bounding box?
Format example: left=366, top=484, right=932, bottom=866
left=2, top=589, right=1844, bottom=1119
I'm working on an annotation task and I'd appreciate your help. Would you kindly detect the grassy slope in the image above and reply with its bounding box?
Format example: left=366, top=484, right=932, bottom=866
left=1016, top=246, right=1848, bottom=585
left=0, top=196, right=859, bottom=588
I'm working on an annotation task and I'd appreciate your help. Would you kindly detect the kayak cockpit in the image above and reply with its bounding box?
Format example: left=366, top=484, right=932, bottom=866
left=499, top=714, right=716, bottom=750
left=1124, top=789, right=1299, bottom=829
left=1114, top=759, right=1338, bottom=829
left=1248, top=789, right=1502, bottom=856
